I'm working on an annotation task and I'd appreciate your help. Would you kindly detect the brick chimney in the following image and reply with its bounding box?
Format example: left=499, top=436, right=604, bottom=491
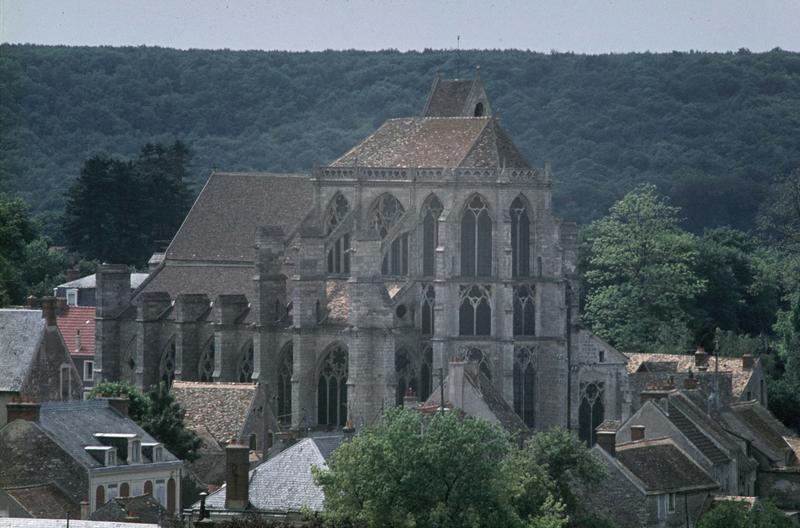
left=41, top=296, right=57, bottom=326
left=630, top=425, right=646, bottom=442
left=65, top=268, right=81, bottom=282
left=684, top=369, right=698, bottom=390
left=6, top=402, right=40, bottom=423
left=102, top=397, right=129, bottom=417
left=596, top=431, right=616, bottom=457
left=224, top=443, right=250, bottom=510
left=742, top=354, right=754, bottom=370
left=695, top=346, right=708, bottom=371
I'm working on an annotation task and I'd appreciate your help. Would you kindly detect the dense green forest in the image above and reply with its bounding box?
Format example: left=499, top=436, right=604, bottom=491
left=2, top=45, right=800, bottom=239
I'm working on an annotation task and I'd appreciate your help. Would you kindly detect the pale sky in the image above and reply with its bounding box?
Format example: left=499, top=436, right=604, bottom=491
left=1, top=0, right=799, bottom=52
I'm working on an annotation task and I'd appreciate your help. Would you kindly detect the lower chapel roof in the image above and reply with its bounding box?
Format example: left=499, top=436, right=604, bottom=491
left=613, top=438, right=718, bottom=493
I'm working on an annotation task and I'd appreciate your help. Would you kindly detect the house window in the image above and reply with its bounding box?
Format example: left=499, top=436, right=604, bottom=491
left=657, top=494, right=667, bottom=520
left=198, top=339, right=214, bottom=382
left=105, top=450, right=117, bottom=466
left=461, top=195, right=492, bottom=277
left=84, top=360, right=95, bottom=382
left=578, top=382, right=605, bottom=446
left=159, top=341, right=176, bottom=386
left=129, top=439, right=141, bottom=463
left=120, top=482, right=130, bottom=497
left=143, top=480, right=153, bottom=496
left=155, top=480, right=166, bottom=506
left=317, top=345, right=348, bottom=426
left=277, top=343, right=293, bottom=426
left=599, top=350, right=605, bottom=363
left=237, top=342, right=254, bottom=383
left=422, top=196, right=443, bottom=276
left=513, top=347, right=536, bottom=428
left=667, top=492, right=676, bottom=513
left=421, top=284, right=435, bottom=336
left=459, top=284, right=491, bottom=336
left=95, top=485, right=105, bottom=508
left=107, top=484, right=118, bottom=500
left=60, top=364, right=72, bottom=400
left=66, top=288, right=78, bottom=306
left=513, top=285, right=535, bottom=336
left=510, top=196, right=531, bottom=277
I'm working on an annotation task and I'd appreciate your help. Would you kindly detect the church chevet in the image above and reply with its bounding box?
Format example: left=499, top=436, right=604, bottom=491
left=94, top=74, right=631, bottom=446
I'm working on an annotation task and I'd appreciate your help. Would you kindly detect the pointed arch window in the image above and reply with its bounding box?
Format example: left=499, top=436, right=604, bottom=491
left=326, top=194, right=351, bottom=275
left=198, top=339, right=215, bottom=382
left=382, top=233, right=409, bottom=276
left=237, top=342, right=254, bottom=383
left=513, top=285, right=536, bottom=336
left=395, top=348, right=419, bottom=406
left=511, top=196, right=531, bottom=277
left=422, top=196, right=443, bottom=276
left=159, top=341, right=176, bottom=386
left=277, top=343, right=293, bottom=426
left=513, top=347, right=536, bottom=427
left=318, top=345, right=348, bottom=426
left=579, top=382, right=605, bottom=446
left=459, top=284, right=491, bottom=336
left=370, top=194, right=405, bottom=238
left=420, top=345, right=433, bottom=400
left=466, top=348, right=492, bottom=379
left=461, top=195, right=492, bottom=277
left=421, top=284, right=435, bottom=336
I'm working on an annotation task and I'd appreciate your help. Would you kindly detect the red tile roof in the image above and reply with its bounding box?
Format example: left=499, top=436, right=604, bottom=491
left=56, top=306, right=95, bottom=357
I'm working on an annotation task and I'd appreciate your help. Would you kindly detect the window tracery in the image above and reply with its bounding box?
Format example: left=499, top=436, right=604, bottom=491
left=277, top=343, right=293, bottom=425
left=422, top=196, right=443, bottom=276
left=326, top=194, right=351, bottom=275
left=459, top=284, right=492, bottom=336
left=370, top=194, right=405, bottom=238
left=318, top=345, right=348, bottom=426
left=513, top=285, right=536, bottom=336
left=513, top=347, right=535, bottom=427
left=579, top=381, right=605, bottom=446
left=510, top=196, right=531, bottom=277
left=159, top=340, right=175, bottom=386
left=465, top=347, right=492, bottom=379
left=461, top=194, right=492, bottom=277
left=421, top=284, right=435, bottom=336
left=237, top=342, right=254, bottom=383
left=198, top=339, right=215, bottom=382
left=325, top=193, right=350, bottom=235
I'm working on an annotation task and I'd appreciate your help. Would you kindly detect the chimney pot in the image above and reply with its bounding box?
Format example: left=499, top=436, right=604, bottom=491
left=224, top=443, right=250, bottom=510
left=596, top=431, right=616, bottom=457
left=6, top=402, right=40, bottom=423
left=41, top=296, right=57, bottom=326
left=630, top=425, right=646, bottom=442
left=742, top=354, right=754, bottom=370
left=102, top=397, right=129, bottom=417
left=695, top=346, right=708, bottom=369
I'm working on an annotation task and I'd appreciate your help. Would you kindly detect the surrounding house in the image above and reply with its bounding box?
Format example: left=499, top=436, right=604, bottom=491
left=0, top=482, right=79, bottom=519
left=90, top=494, right=169, bottom=524
left=626, top=348, right=767, bottom=411
left=0, top=300, right=82, bottom=426
left=187, top=435, right=345, bottom=522
left=0, top=399, right=183, bottom=516
left=171, top=381, right=270, bottom=485
left=56, top=305, right=96, bottom=397
left=93, top=74, right=630, bottom=441
left=577, top=434, right=718, bottom=527
left=54, top=272, right=149, bottom=307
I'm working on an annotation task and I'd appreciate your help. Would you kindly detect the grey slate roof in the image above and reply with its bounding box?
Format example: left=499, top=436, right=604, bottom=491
left=56, top=273, right=149, bottom=290
left=203, top=435, right=345, bottom=513
left=330, top=117, right=529, bottom=169
left=667, top=404, right=729, bottom=465
left=91, top=494, right=168, bottom=524
left=38, top=400, right=179, bottom=468
left=0, top=520, right=157, bottom=528
left=0, top=309, right=45, bottom=392
left=614, top=438, right=718, bottom=493
left=722, top=401, right=794, bottom=464
left=1, top=482, right=79, bottom=519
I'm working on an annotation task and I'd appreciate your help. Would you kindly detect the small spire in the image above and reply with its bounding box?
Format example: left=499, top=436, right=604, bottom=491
left=475, top=65, right=481, bottom=79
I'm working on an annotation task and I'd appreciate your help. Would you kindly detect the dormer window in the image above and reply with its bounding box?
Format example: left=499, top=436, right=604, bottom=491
left=106, top=449, right=117, bottom=466
left=66, top=288, right=78, bottom=306
left=142, top=442, right=163, bottom=463
left=129, top=438, right=142, bottom=463
left=154, top=446, right=163, bottom=462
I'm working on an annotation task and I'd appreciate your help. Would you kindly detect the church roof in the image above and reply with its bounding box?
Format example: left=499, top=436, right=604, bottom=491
left=329, top=117, right=529, bottom=169
left=423, top=79, right=477, bottom=117
left=165, top=172, right=311, bottom=263
left=135, top=172, right=312, bottom=303
left=0, top=309, right=45, bottom=392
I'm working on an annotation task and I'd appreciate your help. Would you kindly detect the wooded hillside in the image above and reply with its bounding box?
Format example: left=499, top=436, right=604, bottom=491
left=2, top=45, right=799, bottom=237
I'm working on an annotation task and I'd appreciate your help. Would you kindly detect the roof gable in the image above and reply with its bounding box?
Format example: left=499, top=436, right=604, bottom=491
left=615, top=439, right=718, bottom=493
left=171, top=381, right=257, bottom=445
left=1, top=482, right=79, bottom=519
left=56, top=306, right=95, bottom=357
left=0, top=309, right=45, bottom=392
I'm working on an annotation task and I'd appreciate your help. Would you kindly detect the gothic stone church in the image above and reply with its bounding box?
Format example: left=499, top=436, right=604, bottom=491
left=95, top=75, right=630, bottom=443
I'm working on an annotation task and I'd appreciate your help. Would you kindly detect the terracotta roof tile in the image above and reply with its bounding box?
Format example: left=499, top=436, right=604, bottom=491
left=423, top=80, right=476, bottom=117
left=626, top=353, right=756, bottom=398
left=171, top=381, right=257, bottom=445
left=57, top=306, right=95, bottom=357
